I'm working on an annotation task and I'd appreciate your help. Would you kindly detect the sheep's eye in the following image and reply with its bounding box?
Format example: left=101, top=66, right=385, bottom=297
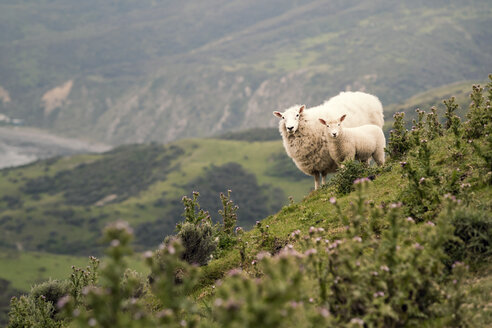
left=327, top=125, right=330, bottom=128
left=337, top=123, right=340, bottom=126
left=296, top=114, right=299, bottom=117
left=282, top=116, right=285, bottom=119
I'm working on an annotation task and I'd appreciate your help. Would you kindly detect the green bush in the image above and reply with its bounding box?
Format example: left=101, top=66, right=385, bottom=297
left=30, top=279, right=71, bottom=314
left=169, top=221, right=217, bottom=266
left=442, top=202, right=492, bottom=266
left=326, top=160, right=380, bottom=195
left=386, top=112, right=411, bottom=160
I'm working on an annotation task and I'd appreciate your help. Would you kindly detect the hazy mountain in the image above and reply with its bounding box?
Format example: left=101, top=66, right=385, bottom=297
left=0, top=0, right=490, bottom=145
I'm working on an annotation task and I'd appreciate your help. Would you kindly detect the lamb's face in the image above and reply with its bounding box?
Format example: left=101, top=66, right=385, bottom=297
left=319, top=114, right=346, bottom=139
left=273, top=105, right=305, bottom=134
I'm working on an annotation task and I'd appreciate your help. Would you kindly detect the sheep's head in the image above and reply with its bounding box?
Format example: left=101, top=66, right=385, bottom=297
left=273, top=105, right=305, bottom=134
left=319, top=114, right=346, bottom=138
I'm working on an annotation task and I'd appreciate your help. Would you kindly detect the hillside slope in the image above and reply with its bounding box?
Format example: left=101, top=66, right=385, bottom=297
left=4, top=79, right=492, bottom=327
left=0, top=1, right=491, bottom=144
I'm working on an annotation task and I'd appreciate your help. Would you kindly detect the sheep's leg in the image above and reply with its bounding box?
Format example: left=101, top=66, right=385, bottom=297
left=321, top=174, right=326, bottom=186
left=373, top=149, right=385, bottom=166
left=314, top=173, right=320, bottom=190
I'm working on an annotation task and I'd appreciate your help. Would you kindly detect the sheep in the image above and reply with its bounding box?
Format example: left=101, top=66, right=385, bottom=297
left=318, top=114, right=386, bottom=167
left=273, top=91, right=384, bottom=190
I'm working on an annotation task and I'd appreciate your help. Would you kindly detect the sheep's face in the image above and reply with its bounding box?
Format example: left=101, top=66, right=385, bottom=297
left=319, top=114, right=346, bottom=139
left=273, top=105, right=305, bottom=134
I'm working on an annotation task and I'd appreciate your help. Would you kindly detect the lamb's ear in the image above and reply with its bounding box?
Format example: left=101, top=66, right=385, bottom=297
left=273, top=111, right=283, bottom=118
left=319, top=118, right=327, bottom=125
left=299, top=105, right=305, bottom=114
left=340, top=114, right=347, bottom=122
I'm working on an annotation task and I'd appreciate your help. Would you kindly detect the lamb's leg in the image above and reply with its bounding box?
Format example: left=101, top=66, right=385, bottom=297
left=314, top=173, right=320, bottom=190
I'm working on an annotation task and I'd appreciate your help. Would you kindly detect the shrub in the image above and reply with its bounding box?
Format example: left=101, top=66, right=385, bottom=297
left=169, top=220, right=217, bottom=266
left=463, top=81, right=492, bottom=140
left=30, top=279, right=71, bottom=314
left=327, top=160, right=380, bottom=195
left=442, top=201, right=492, bottom=266
left=386, top=112, right=411, bottom=160
left=8, top=295, right=61, bottom=328
left=218, top=190, right=238, bottom=236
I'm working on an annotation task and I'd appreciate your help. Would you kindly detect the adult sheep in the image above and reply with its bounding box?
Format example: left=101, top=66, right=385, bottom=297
left=273, top=91, right=384, bottom=190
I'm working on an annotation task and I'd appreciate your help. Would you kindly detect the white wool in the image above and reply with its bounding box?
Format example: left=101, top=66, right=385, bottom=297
left=273, top=91, right=384, bottom=190
left=321, top=118, right=386, bottom=166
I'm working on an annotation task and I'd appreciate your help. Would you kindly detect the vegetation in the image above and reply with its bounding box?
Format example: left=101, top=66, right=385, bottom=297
left=0, top=139, right=311, bottom=257
left=6, top=79, right=492, bottom=327
left=0, top=2, right=490, bottom=144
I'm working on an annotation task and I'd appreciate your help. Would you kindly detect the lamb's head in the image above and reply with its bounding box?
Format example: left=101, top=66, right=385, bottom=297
left=273, top=105, right=305, bottom=134
left=319, top=114, right=346, bottom=139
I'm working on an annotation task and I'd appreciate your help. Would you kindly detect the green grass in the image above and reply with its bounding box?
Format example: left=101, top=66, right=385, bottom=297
left=0, top=138, right=312, bottom=256
left=0, top=249, right=148, bottom=292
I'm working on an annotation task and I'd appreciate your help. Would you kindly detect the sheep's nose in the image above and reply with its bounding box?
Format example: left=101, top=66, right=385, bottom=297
left=332, top=133, right=337, bottom=137
left=287, top=126, right=294, bottom=131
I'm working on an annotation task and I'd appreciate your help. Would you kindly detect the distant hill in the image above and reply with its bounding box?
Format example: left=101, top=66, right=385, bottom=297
left=0, top=1, right=490, bottom=144
left=0, top=138, right=312, bottom=256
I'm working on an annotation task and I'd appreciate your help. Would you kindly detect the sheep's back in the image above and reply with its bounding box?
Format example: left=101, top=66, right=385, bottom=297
left=315, top=92, right=384, bottom=128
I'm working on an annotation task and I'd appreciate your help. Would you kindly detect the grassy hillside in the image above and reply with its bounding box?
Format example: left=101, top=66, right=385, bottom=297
left=4, top=80, right=491, bottom=327
left=0, top=1, right=490, bottom=144
left=0, top=138, right=312, bottom=256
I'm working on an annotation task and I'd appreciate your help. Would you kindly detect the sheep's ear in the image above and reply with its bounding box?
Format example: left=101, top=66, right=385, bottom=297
left=299, top=105, right=305, bottom=113
left=273, top=111, right=283, bottom=118
left=340, top=114, right=347, bottom=122
left=319, top=118, right=327, bottom=125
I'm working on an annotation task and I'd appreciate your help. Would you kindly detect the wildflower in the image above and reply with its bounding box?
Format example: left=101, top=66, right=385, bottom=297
left=419, top=177, right=425, bottom=184
left=256, top=251, right=270, bottom=260
left=354, top=177, right=371, bottom=184
left=227, top=268, right=242, bottom=277
left=235, top=227, right=243, bottom=234
left=309, top=226, right=316, bottom=235
left=389, top=202, right=402, bottom=208
left=167, top=244, right=176, bottom=255
left=413, top=243, right=424, bottom=250
left=353, top=236, right=362, bottom=242
left=110, top=239, right=120, bottom=247
left=88, top=318, right=97, bottom=327
left=57, top=295, right=71, bottom=309
left=329, top=197, right=337, bottom=204
left=380, top=265, right=390, bottom=272
left=426, top=221, right=435, bottom=226
left=305, top=248, right=317, bottom=256
left=373, top=291, right=385, bottom=298
left=350, top=318, right=364, bottom=326
left=371, top=271, right=379, bottom=276
left=319, top=307, right=330, bottom=318
left=406, top=217, right=415, bottom=223
left=452, top=261, right=463, bottom=268
left=143, top=251, right=153, bottom=259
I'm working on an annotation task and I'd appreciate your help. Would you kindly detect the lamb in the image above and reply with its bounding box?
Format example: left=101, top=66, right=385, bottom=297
left=318, top=114, right=386, bottom=167
left=273, top=91, right=384, bottom=190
